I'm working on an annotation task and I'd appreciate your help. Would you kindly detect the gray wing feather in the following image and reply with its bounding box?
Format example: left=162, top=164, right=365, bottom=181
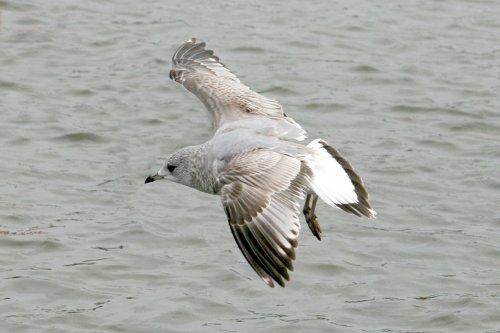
left=219, top=148, right=311, bottom=287
left=169, top=38, right=305, bottom=138
left=171, top=38, right=239, bottom=83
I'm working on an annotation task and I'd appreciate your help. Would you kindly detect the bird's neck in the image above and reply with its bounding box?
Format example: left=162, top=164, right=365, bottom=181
left=185, top=143, right=220, bottom=195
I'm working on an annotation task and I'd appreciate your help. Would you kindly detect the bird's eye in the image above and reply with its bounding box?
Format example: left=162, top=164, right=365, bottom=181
left=167, top=164, right=177, bottom=173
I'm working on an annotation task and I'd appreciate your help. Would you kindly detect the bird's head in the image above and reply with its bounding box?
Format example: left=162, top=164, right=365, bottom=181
left=145, top=147, right=196, bottom=187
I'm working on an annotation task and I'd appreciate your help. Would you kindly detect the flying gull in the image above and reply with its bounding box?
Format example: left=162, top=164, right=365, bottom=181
left=145, top=38, right=376, bottom=287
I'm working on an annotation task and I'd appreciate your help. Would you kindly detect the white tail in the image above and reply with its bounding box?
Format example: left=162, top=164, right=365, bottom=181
left=306, top=139, right=376, bottom=218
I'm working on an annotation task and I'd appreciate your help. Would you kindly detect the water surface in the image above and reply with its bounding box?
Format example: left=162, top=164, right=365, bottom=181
left=1, top=0, right=500, bottom=332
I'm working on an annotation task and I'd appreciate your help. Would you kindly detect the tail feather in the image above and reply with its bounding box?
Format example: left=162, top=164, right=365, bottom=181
left=307, top=139, right=376, bottom=218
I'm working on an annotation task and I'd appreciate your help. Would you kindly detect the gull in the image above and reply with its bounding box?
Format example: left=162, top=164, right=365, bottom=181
left=145, top=38, right=376, bottom=287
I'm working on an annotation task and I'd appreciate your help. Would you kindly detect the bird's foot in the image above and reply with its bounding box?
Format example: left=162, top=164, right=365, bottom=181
left=303, top=207, right=322, bottom=241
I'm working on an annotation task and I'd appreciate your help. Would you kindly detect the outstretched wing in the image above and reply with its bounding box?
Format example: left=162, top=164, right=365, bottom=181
left=218, top=148, right=311, bottom=287
left=169, top=38, right=305, bottom=139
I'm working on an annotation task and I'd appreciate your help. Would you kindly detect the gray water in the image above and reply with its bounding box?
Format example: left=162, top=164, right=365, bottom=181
left=1, top=0, right=500, bottom=332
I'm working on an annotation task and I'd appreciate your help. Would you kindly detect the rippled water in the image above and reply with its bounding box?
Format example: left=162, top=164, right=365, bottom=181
left=1, top=0, right=500, bottom=332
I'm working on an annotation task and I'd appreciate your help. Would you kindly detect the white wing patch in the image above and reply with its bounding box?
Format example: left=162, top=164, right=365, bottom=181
left=306, top=139, right=376, bottom=218
left=307, top=139, right=358, bottom=205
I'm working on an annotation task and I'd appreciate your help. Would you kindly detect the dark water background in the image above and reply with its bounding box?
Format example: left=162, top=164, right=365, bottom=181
left=1, top=1, right=499, bottom=332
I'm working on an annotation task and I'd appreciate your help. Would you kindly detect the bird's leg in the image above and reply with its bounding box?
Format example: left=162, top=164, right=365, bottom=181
left=303, top=193, right=322, bottom=240
left=303, top=193, right=311, bottom=220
